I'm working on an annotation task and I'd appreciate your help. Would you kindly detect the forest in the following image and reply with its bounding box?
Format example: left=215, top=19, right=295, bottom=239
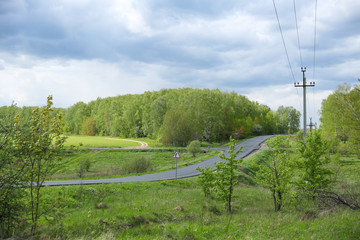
left=0, top=88, right=300, bottom=147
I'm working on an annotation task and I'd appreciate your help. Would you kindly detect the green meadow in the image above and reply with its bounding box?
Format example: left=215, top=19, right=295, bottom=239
left=38, top=158, right=360, bottom=239
left=51, top=148, right=219, bottom=180
left=64, top=136, right=141, bottom=148
left=33, top=144, right=360, bottom=239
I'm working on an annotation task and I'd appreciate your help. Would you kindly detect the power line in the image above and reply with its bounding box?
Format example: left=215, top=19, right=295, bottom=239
left=272, top=0, right=296, bottom=83
left=312, top=0, right=318, bottom=81
left=272, top=0, right=302, bottom=111
left=311, top=0, right=318, bottom=120
left=293, top=0, right=303, bottom=67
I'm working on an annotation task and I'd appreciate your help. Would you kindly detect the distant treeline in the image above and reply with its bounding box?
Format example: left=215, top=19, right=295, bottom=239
left=0, top=88, right=300, bottom=146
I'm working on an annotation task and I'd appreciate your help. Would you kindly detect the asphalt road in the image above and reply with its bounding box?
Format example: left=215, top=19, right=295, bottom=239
left=43, top=135, right=273, bottom=186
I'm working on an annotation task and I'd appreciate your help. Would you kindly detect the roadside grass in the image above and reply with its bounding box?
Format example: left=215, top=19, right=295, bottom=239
left=337, top=155, right=360, bottom=183
left=36, top=178, right=360, bottom=239
left=50, top=149, right=219, bottom=180
left=30, top=138, right=360, bottom=239
left=64, top=136, right=140, bottom=148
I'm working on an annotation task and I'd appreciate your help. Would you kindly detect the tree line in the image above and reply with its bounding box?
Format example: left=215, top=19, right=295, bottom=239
left=320, top=81, right=360, bottom=156
left=0, top=89, right=300, bottom=146
left=63, top=88, right=300, bottom=145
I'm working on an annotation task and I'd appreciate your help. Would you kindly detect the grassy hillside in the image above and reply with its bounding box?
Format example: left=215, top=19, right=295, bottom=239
left=37, top=178, right=359, bottom=239
left=51, top=148, right=219, bottom=180
left=32, top=151, right=360, bottom=239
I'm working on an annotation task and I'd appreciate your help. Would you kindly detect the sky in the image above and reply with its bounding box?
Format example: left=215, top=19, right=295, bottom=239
left=0, top=0, right=359, bottom=125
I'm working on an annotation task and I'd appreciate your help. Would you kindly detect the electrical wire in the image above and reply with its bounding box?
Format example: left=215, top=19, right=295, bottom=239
left=293, top=0, right=303, bottom=67
left=272, top=0, right=303, bottom=112
left=312, top=0, right=318, bottom=82
left=311, top=0, right=318, bottom=121
left=292, top=0, right=304, bottom=114
left=272, top=0, right=296, bottom=83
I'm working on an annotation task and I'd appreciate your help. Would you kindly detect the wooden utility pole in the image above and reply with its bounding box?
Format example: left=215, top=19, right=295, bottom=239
left=294, top=67, right=315, bottom=138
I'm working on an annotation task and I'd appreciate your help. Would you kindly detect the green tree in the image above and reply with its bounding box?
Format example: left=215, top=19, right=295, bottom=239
left=321, top=82, right=360, bottom=155
left=197, top=137, right=243, bottom=212
left=296, top=130, right=332, bottom=198
left=81, top=117, right=97, bottom=136
left=0, top=105, right=27, bottom=238
left=275, top=106, right=300, bottom=134
left=160, top=106, right=195, bottom=147
left=288, top=107, right=301, bottom=134
left=251, top=136, right=292, bottom=211
left=196, top=166, right=215, bottom=198
left=150, top=96, right=168, bottom=138
left=215, top=137, right=243, bottom=212
left=64, top=101, right=89, bottom=134
left=187, top=140, right=202, bottom=157
left=13, top=96, right=67, bottom=235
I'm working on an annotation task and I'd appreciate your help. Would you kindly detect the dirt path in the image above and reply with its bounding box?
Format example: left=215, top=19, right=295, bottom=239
left=104, top=138, right=151, bottom=149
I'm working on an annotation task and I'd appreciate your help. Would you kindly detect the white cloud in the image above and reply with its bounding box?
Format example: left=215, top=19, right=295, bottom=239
left=0, top=56, right=174, bottom=107
left=243, top=84, right=332, bottom=125
left=0, top=0, right=359, bottom=125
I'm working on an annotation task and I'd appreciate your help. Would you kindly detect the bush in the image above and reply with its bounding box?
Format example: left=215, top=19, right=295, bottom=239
left=187, top=140, right=202, bottom=157
left=122, top=157, right=152, bottom=174
left=77, top=159, right=91, bottom=178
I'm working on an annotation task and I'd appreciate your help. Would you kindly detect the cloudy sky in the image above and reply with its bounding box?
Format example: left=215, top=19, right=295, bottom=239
left=0, top=0, right=359, bottom=124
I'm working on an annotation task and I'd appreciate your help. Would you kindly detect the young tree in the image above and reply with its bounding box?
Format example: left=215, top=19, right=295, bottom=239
left=296, top=130, right=332, bottom=198
left=251, top=136, right=292, bottom=211
left=197, top=137, right=243, bottom=212
left=187, top=140, right=202, bottom=157
left=13, top=96, right=67, bottom=235
left=0, top=105, right=27, bottom=238
left=215, top=137, right=243, bottom=213
left=196, top=166, right=215, bottom=198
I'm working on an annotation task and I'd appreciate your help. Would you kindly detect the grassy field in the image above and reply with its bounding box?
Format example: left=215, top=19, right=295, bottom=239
left=37, top=166, right=360, bottom=239
left=24, top=138, right=360, bottom=239
left=51, top=148, right=219, bottom=180
left=64, top=136, right=141, bottom=148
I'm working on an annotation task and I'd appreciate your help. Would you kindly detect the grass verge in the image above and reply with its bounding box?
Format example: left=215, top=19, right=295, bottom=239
left=35, top=177, right=360, bottom=240
left=50, top=149, right=219, bottom=180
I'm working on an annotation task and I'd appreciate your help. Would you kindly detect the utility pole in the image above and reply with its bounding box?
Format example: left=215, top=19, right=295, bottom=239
left=294, top=67, right=315, bottom=138
left=307, top=117, right=315, bottom=133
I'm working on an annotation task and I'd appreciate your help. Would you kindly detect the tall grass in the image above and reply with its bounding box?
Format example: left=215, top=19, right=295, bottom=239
left=35, top=178, right=360, bottom=239
left=29, top=145, right=360, bottom=239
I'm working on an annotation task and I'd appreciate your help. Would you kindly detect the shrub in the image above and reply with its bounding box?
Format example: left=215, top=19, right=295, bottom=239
left=122, top=157, right=152, bottom=174
left=187, top=140, right=202, bottom=157
left=77, top=159, right=91, bottom=178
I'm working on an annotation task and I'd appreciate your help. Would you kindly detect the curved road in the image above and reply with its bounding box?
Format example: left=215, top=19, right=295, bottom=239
left=44, top=135, right=272, bottom=186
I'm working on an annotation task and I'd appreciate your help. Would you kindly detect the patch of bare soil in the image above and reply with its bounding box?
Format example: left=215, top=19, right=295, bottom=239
left=104, top=138, right=151, bottom=149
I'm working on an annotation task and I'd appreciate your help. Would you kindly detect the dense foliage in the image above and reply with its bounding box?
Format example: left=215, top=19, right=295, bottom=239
left=320, top=81, right=360, bottom=155
left=0, top=89, right=300, bottom=146
left=0, top=96, right=66, bottom=237
left=251, top=136, right=293, bottom=211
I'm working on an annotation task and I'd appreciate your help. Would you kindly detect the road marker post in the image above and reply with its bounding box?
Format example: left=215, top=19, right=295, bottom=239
left=173, top=151, right=181, bottom=180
